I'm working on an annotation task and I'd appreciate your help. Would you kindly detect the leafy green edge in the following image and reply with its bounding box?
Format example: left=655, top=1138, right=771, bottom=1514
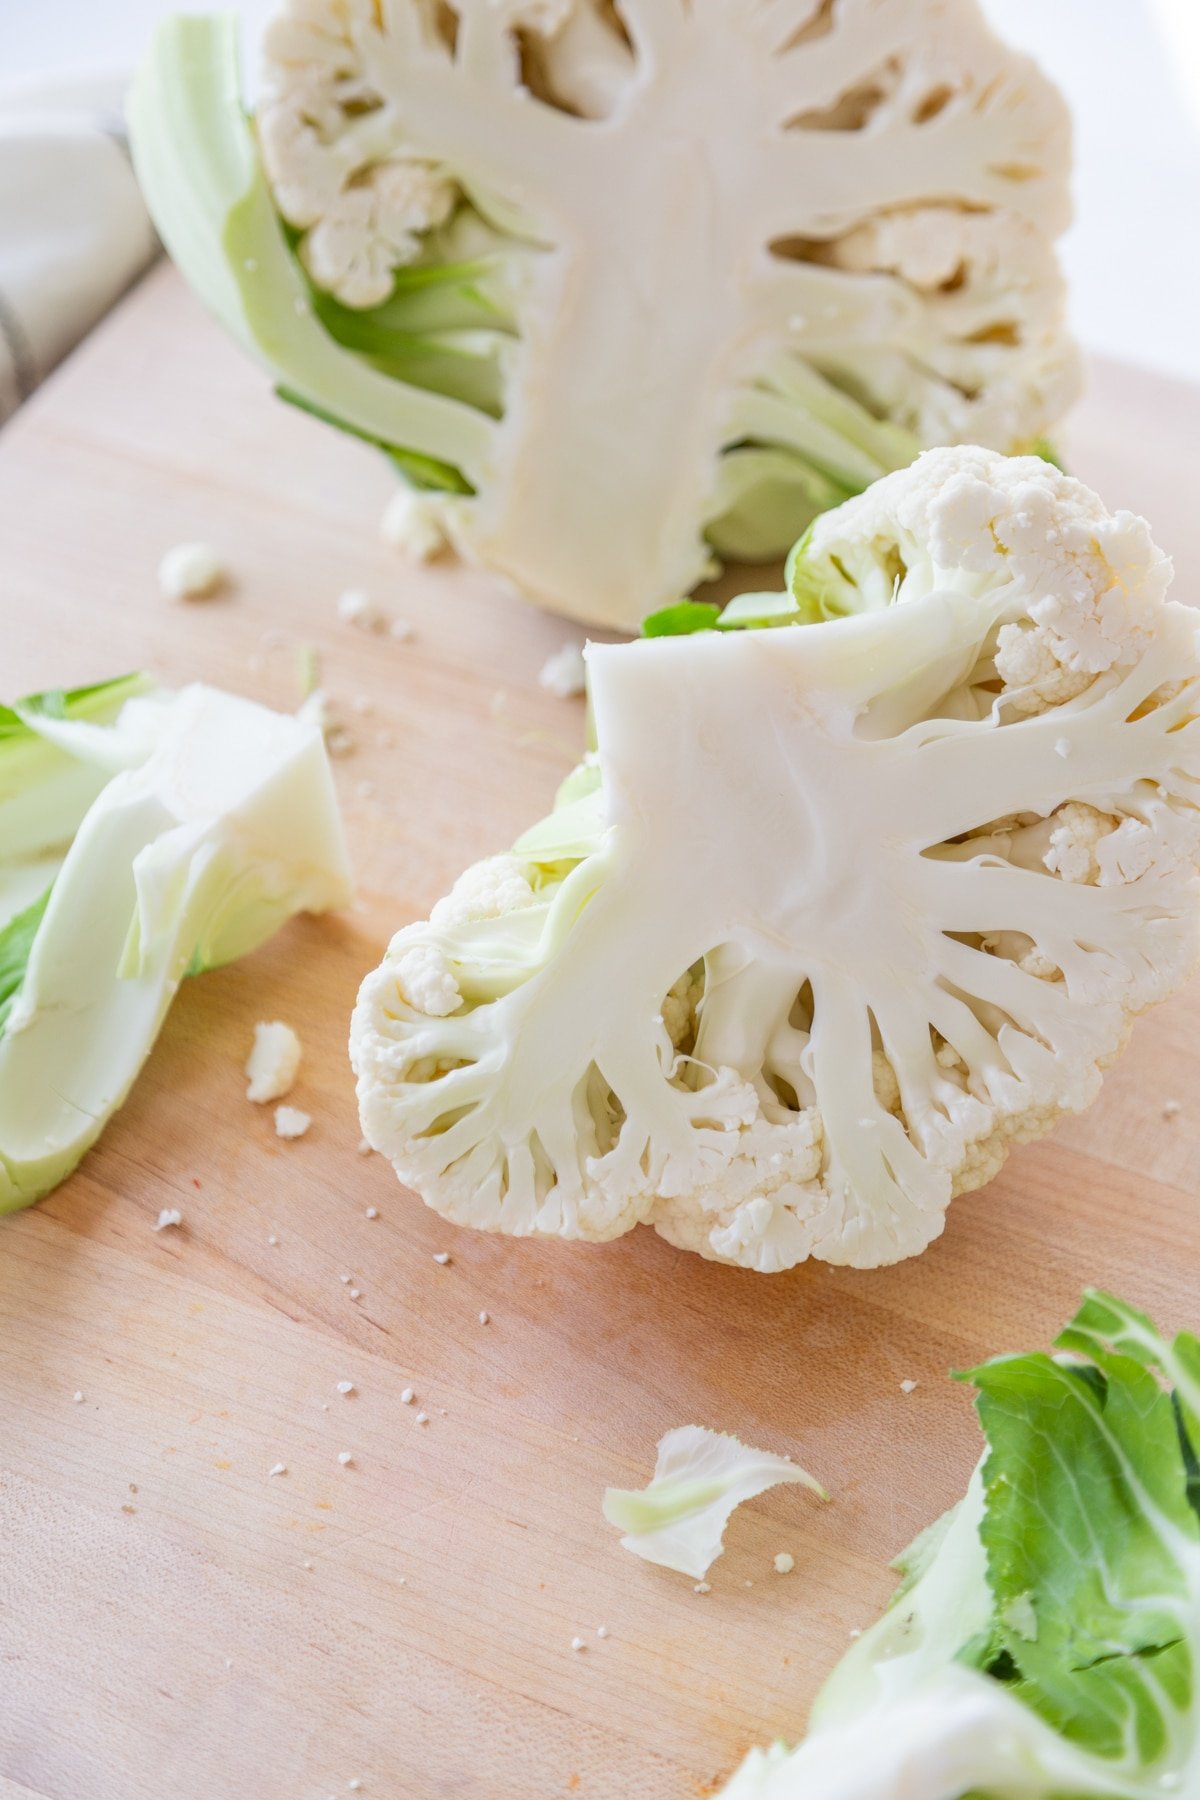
left=0, top=885, right=51, bottom=1040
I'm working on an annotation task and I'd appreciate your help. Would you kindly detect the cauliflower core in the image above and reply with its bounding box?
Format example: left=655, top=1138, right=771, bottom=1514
left=135, top=0, right=1080, bottom=629
left=351, top=450, right=1200, bottom=1271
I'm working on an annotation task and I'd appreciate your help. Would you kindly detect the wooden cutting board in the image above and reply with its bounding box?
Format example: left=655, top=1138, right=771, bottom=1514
left=2, top=264, right=1200, bottom=1800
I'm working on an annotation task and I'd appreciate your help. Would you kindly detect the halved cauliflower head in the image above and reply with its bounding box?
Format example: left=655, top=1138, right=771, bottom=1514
left=132, top=0, right=1080, bottom=628
left=351, top=449, right=1200, bottom=1272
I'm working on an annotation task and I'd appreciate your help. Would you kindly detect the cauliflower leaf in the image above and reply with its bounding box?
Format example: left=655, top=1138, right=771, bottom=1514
left=604, top=1425, right=826, bottom=1579
left=0, top=681, right=351, bottom=1212
left=718, top=1291, right=1200, bottom=1799
left=351, top=448, right=1200, bottom=1271
left=129, top=2, right=1079, bottom=628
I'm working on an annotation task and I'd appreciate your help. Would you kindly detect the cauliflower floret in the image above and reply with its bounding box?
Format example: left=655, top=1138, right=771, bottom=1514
left=380, top=488, right=452, bottom=561
left=394, top=943, right=460, bottom=1016
left=430, top=855, right=536, bottom=927
left=823, top=209, right=1081, bottom=455
left=803, top=447, right=1175, bottom=723
left=352, top=449, right=1200, bottom=1273
left=300, top=162, right=455, bottom=308
left=257, top=2, right=456, bottom=307
left=994, top=623, right=1095, bottom=715
left=1043, top=803, right=1118, bottom=885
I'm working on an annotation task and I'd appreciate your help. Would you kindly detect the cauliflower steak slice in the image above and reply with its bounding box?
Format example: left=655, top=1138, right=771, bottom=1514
left=352, top=449, right=1200, bottom=1271
left=131, top=0, right=1080, bottom=628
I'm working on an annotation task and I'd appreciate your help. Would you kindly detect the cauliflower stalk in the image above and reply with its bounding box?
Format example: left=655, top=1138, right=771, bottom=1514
left=0, top=678, right=351, bottom=1211
left=351, top=449, right=1200, bottom=1272
left=718, top=1291, right=1200, bottom=1799
left=129, top=2, right=1078, bottom=628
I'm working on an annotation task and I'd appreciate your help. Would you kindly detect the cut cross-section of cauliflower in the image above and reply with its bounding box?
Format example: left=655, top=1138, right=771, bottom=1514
left=132, top=0, right=1080, bottom=629
left=351, top=450, right=1200, bottom=1271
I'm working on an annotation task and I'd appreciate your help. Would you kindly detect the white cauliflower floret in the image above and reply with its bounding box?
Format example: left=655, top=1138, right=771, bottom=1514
left=824, top=208, right=1081, bottom=456
left=1043, top=803, right=1117, bottom=885
left=803, top=447, right=1174, bottom=721
left=257, top=1, right=456, bottom=307
left=430, top=855, right=536, bottom=927
left=393, top=943, right=461, bottom=1016
left=352, top=450, right=1200, bottom=1272
left=993, top=625, right=1095, bottom=714
left=300, top=161, right=455, bottom=309
left=380, top=488, right=452, bottom=561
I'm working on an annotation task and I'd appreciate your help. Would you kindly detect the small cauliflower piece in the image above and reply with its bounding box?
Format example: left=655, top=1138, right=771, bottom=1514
left=538, top=645, right=587, bottom=700
left=352, top=450, right=1200, bottom=1271
left=380, top=489, right=451, bottom=562
left=246, top=1020, right=303, bottom=1103
left=603, top=1427, right=826, bottom=1580
left=393, top=943, right=460, bottom=1017
left=336, top=588, right=385, bottom=631
left=158, top=542, right=224, bottom=600
left=274, top=1104, right=312, bottom=1139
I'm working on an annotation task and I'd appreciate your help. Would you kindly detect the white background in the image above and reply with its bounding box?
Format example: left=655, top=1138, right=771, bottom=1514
left=7, top=0, right=1200, bottom=383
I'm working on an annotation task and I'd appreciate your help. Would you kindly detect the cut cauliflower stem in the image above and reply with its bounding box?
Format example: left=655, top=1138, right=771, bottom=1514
left=130, top=2, right=1078, bottom=630
left=351, top=450, right=1200, bottom=1272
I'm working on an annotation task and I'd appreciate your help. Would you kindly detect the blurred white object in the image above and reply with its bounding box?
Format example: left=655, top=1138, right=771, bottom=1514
left=0, top=78, right=157, bottom=423
left=1150, top=0, right=1200, bottom=129
left=980, top=0, right=1200, bottom=387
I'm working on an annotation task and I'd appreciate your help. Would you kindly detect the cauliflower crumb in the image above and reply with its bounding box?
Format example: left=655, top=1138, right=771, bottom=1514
left=693, top=1581, right=712, bottom=1595
left=158, top=541, right=224, bottom=601
left=900, top=1379, right=918, bottom=1394
left=268, top=1462, right=287, bottom=1478
left=337, top=588, right=386, bottom=631
left=381, top=489, right=451, bottom=562
left=337, top=1451, right=353, bottom=1466
left=246, top=1021, right=302, bottom=1104
left=401, top=1388, right=415, bottom=1405
left=773, top=1552, right=795, bottom=1574
left=538, top=644, right=587, bottom=699
left=394, top=944, right=461, bottom=1016
left=275, top=1105, right=312, bottom=1140
left=153, top=1208, right=184, bottom=1232
left=336, top=1381, right=355, bottom=1395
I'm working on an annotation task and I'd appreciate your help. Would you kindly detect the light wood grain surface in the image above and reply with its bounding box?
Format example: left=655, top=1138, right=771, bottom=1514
left=1, top=264, right=1199, bottom=1800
